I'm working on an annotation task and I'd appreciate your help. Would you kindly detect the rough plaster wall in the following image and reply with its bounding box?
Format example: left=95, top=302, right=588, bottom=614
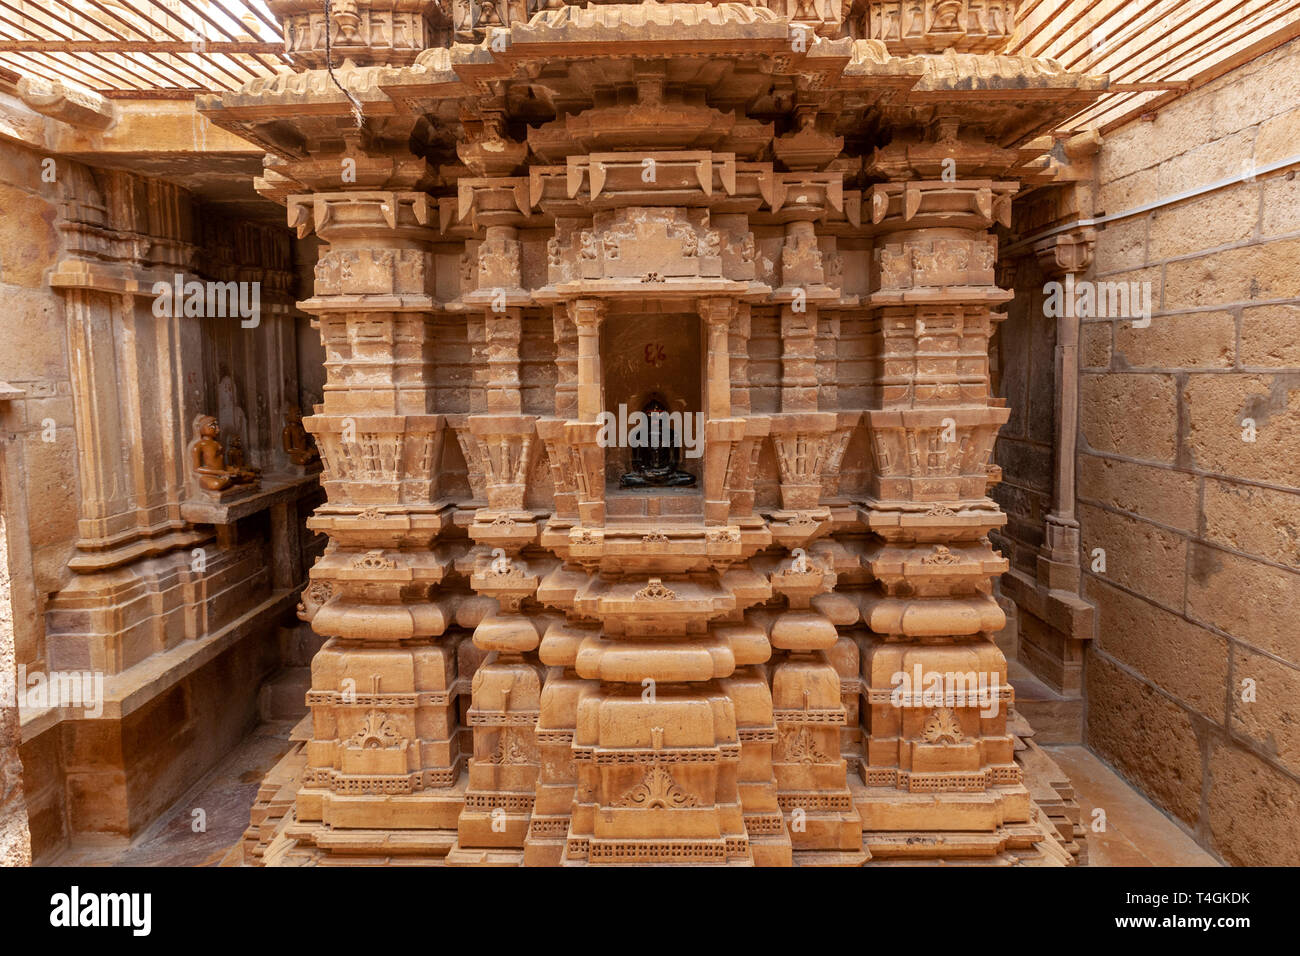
left=0, top=137, right=76, bottom=866
left=1, top=513, right=32, bottom=866
left=0, top=138, right=79, bottom=678
left=1083, top=37, right=1300, bottom=866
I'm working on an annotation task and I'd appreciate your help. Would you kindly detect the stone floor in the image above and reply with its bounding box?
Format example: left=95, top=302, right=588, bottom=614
left=1044, top=745, right=1220, bottom=866
left=1007, top=660, right=1084, bottom=745
left=39, top=718, right=1221, bottom=867
left=44, top=719, right=297, bottom=867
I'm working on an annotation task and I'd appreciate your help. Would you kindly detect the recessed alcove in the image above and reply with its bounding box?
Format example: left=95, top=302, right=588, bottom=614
left=599, top=311, right=705, bottom=497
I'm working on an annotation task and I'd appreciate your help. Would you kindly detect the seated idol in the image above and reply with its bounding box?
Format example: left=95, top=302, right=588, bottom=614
left=619, top=397, right=696, bottom=489
left=189, top=414, right=260, bottom=493
left=282, top=404, right=321, bottom=468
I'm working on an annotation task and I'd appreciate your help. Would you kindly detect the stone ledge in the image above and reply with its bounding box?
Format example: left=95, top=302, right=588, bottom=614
left=181, top=472, right=319, bottom=526
left=1000, top=565, right=1096, bottom=639
left=19, top=586, right=299, bottom=738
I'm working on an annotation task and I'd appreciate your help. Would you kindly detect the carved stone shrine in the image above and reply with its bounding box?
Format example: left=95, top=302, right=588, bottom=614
left=198, top=0, right=1106, bottom=865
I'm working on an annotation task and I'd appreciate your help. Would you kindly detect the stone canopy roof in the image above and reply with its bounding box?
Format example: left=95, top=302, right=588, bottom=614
left=0, top=2, right=1296, bottom=134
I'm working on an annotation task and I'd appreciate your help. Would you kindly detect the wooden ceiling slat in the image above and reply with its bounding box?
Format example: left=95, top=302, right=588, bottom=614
left=1016, top=0, right=1300, bottom=135
left=0, top=50, right=89, bottom=86
left=212, top=0, right=280, bottom=41
left=1088, top=0, right=1249, bottom=80
left=1089, top=11, right=1300, bottom=131
left=1007, top=0, right=1066, bottom=53
left=0, top=0, right=1294, bottom=135
left=1022, top=0, right=1110, bottom=58
left=170, top=0, right=275, bottom=77
left=243, top=1, right=283, bottom=39
left=2, top=47, right=139, bottom=92
left=0, top=7, right=223, bottom=91
left=0, top=3, right=155, bottom=89
left=1061, top=0, right=1178, bottom=70
left=65, top=0, right=248, bottom=91
left=1058, top=4, right=1300, bottom=132
left=1121, top=0, right=1288, bottom=81
left=80, top=0, right=176, bottom=41
left=1014, top=0, right=1055, bottom=32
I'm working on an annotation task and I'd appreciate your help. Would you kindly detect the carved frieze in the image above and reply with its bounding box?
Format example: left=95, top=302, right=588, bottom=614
left=313, top=248, right=433, bottom=296
left=560, top=207, right=725, bottom=283
left=862, top=0, right=1019, bottom=54
left=270, top=0, right=449, bottom=68
left=877, top=236, right=998, bottom=290
left=311, top=417, right=445, bottom=504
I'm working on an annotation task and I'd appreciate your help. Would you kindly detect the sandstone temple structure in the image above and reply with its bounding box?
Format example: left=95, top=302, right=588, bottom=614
left=2, top=0, right=1298, bottom=867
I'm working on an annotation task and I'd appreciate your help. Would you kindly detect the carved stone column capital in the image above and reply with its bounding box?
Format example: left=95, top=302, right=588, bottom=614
left=698, top=296, right=737, bottom=328
left=568, top=297, right=607, bottom=332
left=1033, top=226, right=1097, bottom=278
left=288, top=191, right=435, bottom=244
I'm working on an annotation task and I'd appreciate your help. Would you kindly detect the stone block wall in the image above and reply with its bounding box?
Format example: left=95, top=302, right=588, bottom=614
left=1082, top=36, right=1300, bottom=866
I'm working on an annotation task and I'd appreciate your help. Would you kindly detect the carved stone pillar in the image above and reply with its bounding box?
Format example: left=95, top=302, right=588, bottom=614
left=553, top=304, right=579, bottom=421
left=765, top=551, right=865, bottom=864
left=1033, top=227, right=1096, bottom=581
left=995, top=128, right=1101, bottom=700
left=522, top=619, right=592, bottom=865
left=728, top=302, right=752, bottom=415
left=289, top=190, right=466, bottom=859
left=572, top=298, right=605, bottom=424
left=569, top=299, right=608, bottom=528
left=702, top=297, right=738, bottom=525
left=856, top=174, right=1029, bottom=860
left=448, top=552, right=550, bottom=864
left=751, top=163, right=867, bottom=863
left=981, top=226, right=1100, bottom=700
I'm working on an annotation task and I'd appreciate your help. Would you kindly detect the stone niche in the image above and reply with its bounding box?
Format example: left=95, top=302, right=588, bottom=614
left=600, top=313, right=704, bottom=489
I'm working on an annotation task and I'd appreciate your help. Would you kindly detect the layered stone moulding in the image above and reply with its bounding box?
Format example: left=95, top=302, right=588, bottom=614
left=199, top=0, right=1108, bottom=865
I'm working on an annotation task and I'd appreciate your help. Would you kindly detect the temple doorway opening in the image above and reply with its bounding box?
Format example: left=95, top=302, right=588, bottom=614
left=600, top=312, right=704, bottom=499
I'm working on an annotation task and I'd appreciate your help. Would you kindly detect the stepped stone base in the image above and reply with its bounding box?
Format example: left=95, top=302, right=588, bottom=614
left=240, top=713, right=1083, bottom=867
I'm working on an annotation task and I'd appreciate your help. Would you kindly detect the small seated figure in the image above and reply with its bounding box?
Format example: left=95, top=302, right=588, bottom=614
left=282, top=404, right=321, bottom=469
left=189, top=414, right=259, bottom=494
left=226, top=434, right=261, bottom=477
left=619, top=397, right=696, bottom=489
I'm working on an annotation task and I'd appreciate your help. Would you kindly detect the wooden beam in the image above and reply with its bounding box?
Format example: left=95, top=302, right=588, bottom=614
left=1060, top=16, right=1300, bottom=134
left=1107, top=81, right=1193, bottom=92
left=0, top=40, right=284, bottom=53
left=99, top=88, right=210, bottom=99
